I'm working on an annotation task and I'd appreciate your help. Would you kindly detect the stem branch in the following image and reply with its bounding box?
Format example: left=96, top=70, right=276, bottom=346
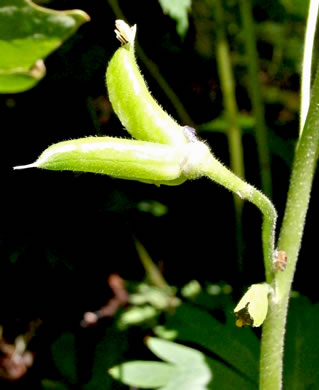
left=201, top=152, right=277, bottom=283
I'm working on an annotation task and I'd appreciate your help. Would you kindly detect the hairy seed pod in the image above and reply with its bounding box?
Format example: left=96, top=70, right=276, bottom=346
left=14, top=137, right=187, bottom=185
left=106, top=20, right=188, bottom=146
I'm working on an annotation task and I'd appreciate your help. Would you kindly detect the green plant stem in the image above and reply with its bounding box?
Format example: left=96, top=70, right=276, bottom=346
left=213, top=0, right=246, bottom=268
left=108, top=0, right=195, bottom=127
left=239, top=0, right=272, bottom=197
left=134, top=239, right=169, bottom=290
left=214, top=0, right=245, bottom=181
left=300, top=0, right=319, bottom=135
left=201, top=152, right=277, bottom=283
left=259, top=64, right=319, bottom=390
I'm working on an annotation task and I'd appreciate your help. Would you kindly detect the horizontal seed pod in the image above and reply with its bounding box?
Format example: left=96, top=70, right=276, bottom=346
left=106, top=20, right=188, bottom=146
left=14, top=136, right=187, bottom=185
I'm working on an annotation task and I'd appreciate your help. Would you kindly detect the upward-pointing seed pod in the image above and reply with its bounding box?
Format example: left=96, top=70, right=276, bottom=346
left=14, top=20, right=212, bottom=186
left=106, top=20, right=189, bottom=146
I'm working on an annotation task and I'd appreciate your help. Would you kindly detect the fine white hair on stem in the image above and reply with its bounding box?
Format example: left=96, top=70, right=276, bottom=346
left=300, top=0, right=319, bottom=135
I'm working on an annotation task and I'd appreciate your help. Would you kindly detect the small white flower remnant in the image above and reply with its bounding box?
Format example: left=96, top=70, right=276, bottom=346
left=115, top=19, right=136, bottom=46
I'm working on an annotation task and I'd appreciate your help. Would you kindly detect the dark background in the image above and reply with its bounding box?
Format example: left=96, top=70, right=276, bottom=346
left=0, top=0, right=318, bottom=387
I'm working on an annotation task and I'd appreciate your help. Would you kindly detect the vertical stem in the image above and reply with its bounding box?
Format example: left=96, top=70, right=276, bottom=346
left=214, top=0, right=245, bottom=181
left=214, top=0, right=245, bottom=267
left=239, top=0, right=272, bottom=197
left=259, top=64, right=319, bottom=390
left=300, top=0, right=319, bottom=135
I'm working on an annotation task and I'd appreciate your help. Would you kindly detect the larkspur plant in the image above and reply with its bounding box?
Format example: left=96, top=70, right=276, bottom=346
left=11, top=1, right=319, bottom=389
left=14, top=21, right=277, bottom=321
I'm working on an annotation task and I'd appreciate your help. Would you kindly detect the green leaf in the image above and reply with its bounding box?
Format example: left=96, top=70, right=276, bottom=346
left=117, top=305, right=159, bottom=330
left=234, top=283, right=270, bottom=327
left=199, top=114, right=256, bottom=133
left=0, top=0, right=89, bottom=93
left=110, top=337, right=257, bottom=390
left=284, top=296, right=319, bottom=389
left=158, top=0, right=191, bottom=37
left=137, top=200, right=168, bottom=217
left=129, top=283, right=179, bottom=310
left=204, top=358, right=256, bottom=390
left=164, top=303, right=259, bottom=383
left=84, top=327, right=129, bottom=390
left=51, top=332, right=77, bottom=385
left=109, top=361, right=177, bottom=388
left=148, top=337, right=210, bottom=367
left=181, top=280, right=202, bottom=298
left=280, top=0, right=310, bottom=17
left=110, top=338, right=212, bottom=390
left=41, top=379, right=70, bottom=390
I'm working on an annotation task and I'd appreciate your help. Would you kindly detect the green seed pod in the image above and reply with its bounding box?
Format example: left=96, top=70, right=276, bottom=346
left=14, top=136, right=187, bottom=185
left=106, top=20, right=188, bottom=146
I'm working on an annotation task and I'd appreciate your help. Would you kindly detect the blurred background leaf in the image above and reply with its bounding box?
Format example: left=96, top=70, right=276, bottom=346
left=280, top=0, right=310, bottom=17
left=83, top=327, right=128, bottom=390
left=110, top=336, right=257, bottom=390
left=0, top=0, right=89, bottom=93
left=51, top=332, right=78, bottom=385
left=41, top=379, right=70, bottom=390
left=110, top=337, right=212, bottom=390
left=158, top=0, right=191, bottom=37
left=109, top=360, right=178, bottom=389
left=284, top=296, right=319, bottom=389
left=163, top=302, right=259, bottom=383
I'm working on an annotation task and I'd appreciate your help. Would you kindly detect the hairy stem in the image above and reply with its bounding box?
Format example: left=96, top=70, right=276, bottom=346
left=259, top=63, right=319, bottom=390
left=214, top=0, right=246, bottom=268
left=201, top=152, right=277, bottom=283
left=214, top=0, right=245, bottom=181
left=239, top=0, right=272, bottom=197
left=300, top=0, right=319, bottom=135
